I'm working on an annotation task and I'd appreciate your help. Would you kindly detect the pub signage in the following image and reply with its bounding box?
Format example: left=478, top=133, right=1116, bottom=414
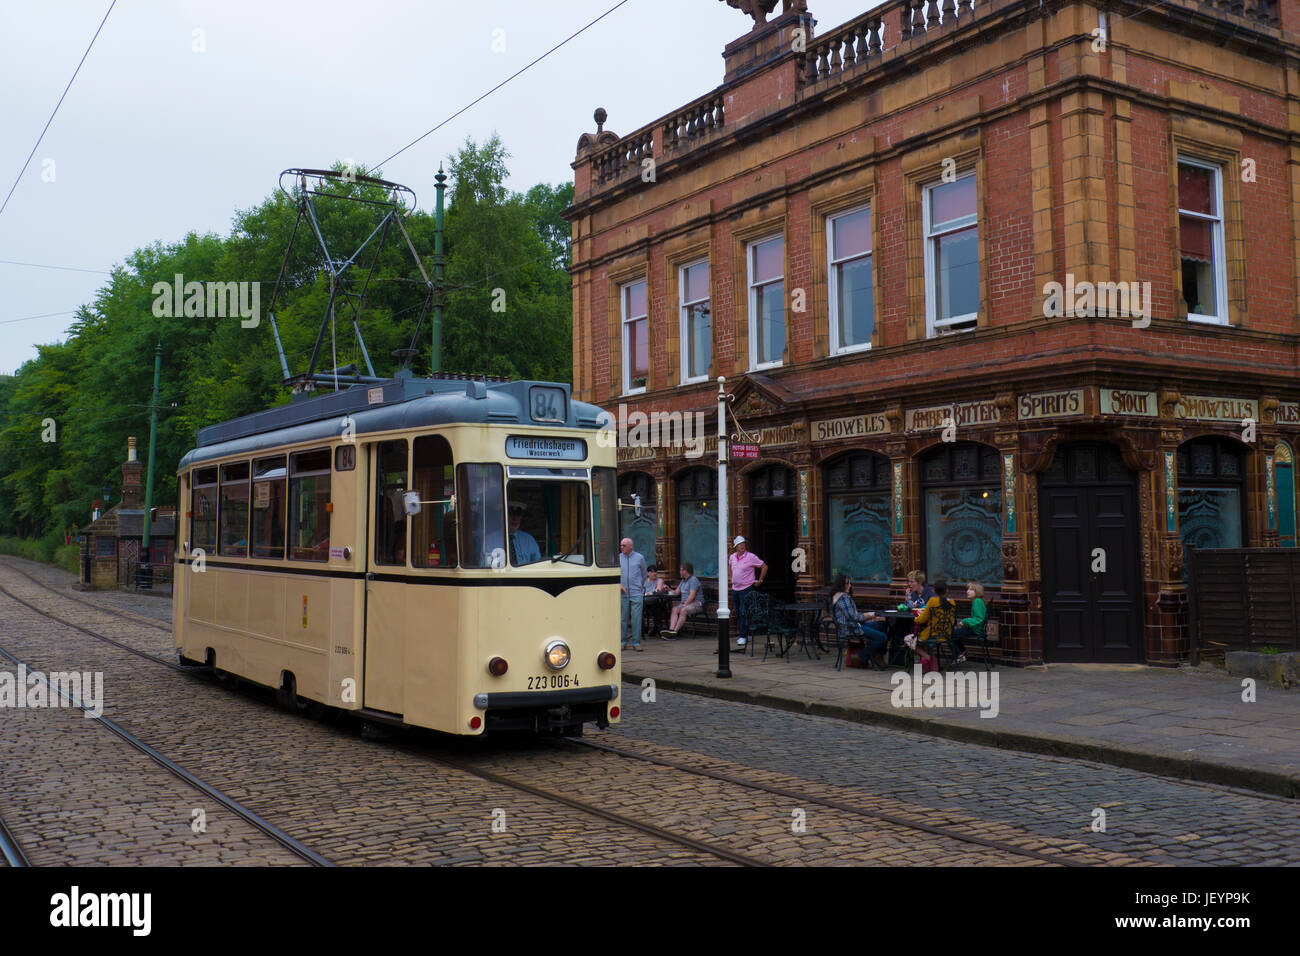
left=756, top=425, right=798, bottom=447
left=1176, top=395, right=1257, bottom=423
left=731, top=443, right=760, bottom=459
left=1100, top=389, right=1157, bottom=417
left=812, top=413, right=888, bottom=441
left=906, top=400, right=1001, bottom=433
left=1277, top=402, right=1299, bottom=425
left=1018, top=389, right=1083, bottom=421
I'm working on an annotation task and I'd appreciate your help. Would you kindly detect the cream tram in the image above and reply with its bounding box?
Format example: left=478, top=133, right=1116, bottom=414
left=173, top=373, right=622, bottom=735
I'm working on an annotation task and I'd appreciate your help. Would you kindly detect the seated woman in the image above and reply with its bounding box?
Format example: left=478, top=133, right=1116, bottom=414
left=644, top=566, right=667, bottom=594
left=830, top=574, right=889, bottom=668
left=907, top=579, right=958, bottom=669
left=949, top=581, right=987, bottom=665
left=662, top=563, right=703, bottom=636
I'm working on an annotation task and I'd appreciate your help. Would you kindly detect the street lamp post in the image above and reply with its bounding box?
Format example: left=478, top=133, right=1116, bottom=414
left=716, top=377, right=731, bottom=678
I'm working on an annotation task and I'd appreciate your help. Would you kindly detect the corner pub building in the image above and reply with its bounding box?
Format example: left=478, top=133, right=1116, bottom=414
left=563, top=0, right=1300, bottom=664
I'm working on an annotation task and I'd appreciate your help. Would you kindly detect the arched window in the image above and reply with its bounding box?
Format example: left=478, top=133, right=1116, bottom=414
left=618, top=472, right=657, bottom=564
left=676, top=467, right=718, bottom=578
left=824, top=452, right=891, bottom=583
left=1178, top=437, right=1245, bottom=551
left=1278, top=443, right=1295, bottom=548
left=920, top=442, right=1002, bottom=585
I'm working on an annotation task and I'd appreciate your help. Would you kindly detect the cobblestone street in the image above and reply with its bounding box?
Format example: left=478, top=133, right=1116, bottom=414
left=1, top=558, right=1297, bottom=866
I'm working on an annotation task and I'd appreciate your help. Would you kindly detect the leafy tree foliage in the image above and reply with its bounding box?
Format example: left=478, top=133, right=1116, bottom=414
left=0, top=137, right=573, bottom=537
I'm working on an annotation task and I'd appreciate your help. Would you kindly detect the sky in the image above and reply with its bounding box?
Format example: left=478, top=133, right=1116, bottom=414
left=0, top=0, right=872, bottom=374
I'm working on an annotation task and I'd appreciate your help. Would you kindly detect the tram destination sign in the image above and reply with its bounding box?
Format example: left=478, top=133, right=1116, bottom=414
left=505, top=436, right=587, bottom=461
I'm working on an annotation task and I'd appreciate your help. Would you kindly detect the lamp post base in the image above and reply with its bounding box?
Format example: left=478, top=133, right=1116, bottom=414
left=716, top=612, right=731, bottom=678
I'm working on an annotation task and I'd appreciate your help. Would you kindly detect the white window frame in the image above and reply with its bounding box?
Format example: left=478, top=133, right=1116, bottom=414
left=620, top=279, right=647, bottom=396
left=678, top=259, right=711, bottom=386
left=1177, top=155, right=1229, bottom=327
left=747, top=235, right=785, bottom=371
left=923, top=172, right=979, bottom=337
left=827, top=204, right=874, bottom=355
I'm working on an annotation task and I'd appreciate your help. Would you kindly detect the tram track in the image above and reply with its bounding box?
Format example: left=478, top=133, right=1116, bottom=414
left=0, top=811, right=32, bottom=868
left=0, top=636, right=333, bottom=868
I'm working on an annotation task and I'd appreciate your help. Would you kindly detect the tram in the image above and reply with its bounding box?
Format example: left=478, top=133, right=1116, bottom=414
left=172, top=372, right=622, bottom=735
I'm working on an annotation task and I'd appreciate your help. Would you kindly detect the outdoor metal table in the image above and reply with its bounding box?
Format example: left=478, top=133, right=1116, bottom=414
left=643, top=592, right=671, bottom=636
left=774, top=601, right=826, bottom=660
left=881, top=609, right=919, bottom=667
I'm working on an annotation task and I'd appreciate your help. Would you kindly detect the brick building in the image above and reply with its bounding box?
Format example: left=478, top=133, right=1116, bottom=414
left=78, top=437, right=175, bottom=590
left=564, top=0, right=1300, bottom=664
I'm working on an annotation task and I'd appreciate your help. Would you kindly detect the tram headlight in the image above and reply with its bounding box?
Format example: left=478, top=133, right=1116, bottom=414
left=544, top=640, right=570, bottom=671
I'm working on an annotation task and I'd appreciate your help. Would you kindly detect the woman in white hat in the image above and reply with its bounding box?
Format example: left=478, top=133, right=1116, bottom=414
left=728, top=535, right=767, bottom=649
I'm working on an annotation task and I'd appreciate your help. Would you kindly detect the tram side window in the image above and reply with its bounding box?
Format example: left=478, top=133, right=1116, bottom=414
left=592, top=466, right=621, bottom=568
left=289, top=449, right=331, bottom=562
left=412, top=435, right=457, bottom=569
left=251, top=455, right=287, bottom=559
left=375, top=440, right=408, bottom=566
left=457, top=463, right=505, bottom=569
left=219, top=462, right=251, bottom=557
left=191, top=467, right=218, bottom=552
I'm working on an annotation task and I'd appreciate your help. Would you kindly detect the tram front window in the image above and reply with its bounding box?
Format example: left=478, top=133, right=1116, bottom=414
left=506, top=478, right=592, bottom=567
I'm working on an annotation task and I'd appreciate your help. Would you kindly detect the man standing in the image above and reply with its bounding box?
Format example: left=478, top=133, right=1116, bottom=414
left=618, top=537, right=648, bottom=651
left=507, top=504, right=541, bottom=565
left=729, top=536, right=767, bottom=650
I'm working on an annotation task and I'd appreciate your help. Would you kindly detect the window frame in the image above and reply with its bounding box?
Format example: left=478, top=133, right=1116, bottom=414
left=826, top=204, right=874, bottom=355
left=747, top=234, right=785, bottom=371
left=218, top=461, right=251, bottom=558
left=289, top=447, right=332, bottom=563
left=678, top=258, right=711, bottom=385
left=620, top=278, right=648, bottom=396
left=1176, top=155, right=1229, bottom=327
left=922, top=172, right=980, bottom=337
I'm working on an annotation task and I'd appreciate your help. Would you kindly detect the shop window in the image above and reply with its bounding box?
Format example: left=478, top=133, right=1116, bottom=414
left=679, top=260, right=711, bottom=383
left=920, top=443, right=1002, bottom=585
left=191, top=466, right=218, bottom=552
left=828, top=206, right=874, bottom=352
left=289, top=449, right=331, bottom=561
left=622, top=279, right=648, bottom=394
left=676, top=467, right=718, bottom=578
left=250, top=456, right=286, bottom=560
left=1177, top=157, right=1227, bottom=325
left=824, top=452, right=891, bottom=583
left=411, top=435, right=457, bottom=569
left=1278, top=443, right=1295, bottom=549
left=618, top=471, right=657, bottom=564
left=1178, top=437, right=1245, bottom=551
left=748, top=235, right=785, bottom=369
left=924, top=173, right=979, bottom=335
left=218, top=461, right=250, bottom=557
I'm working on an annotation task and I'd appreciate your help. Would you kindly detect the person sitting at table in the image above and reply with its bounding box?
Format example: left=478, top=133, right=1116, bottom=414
left=644, top=565, right=667, bottom=595
left=907, top=579, right=958, bottom=669
left=904, top=569, right=935, bottom=609
left=830, top=574, right=889, bottom=668
left=661, top=563, right=703, bottom=637
left=949, top=580, right=987, bottom=665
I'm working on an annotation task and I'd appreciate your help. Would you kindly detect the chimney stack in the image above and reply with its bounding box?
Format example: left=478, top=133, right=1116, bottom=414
left=121, top=436, right=143, bottom=509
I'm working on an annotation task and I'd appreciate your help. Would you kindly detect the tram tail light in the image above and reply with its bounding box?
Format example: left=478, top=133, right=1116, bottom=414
left=597, top=652, right=616, bottom=670
left=469, top=716, right=482, bottom=730
left=488, top=657, right=508, bottom=677
left=609, top=706, right=620, bottom=719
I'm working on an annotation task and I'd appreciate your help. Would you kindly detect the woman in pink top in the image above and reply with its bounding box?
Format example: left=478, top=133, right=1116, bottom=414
left=728, top=536, right=767, bottom=648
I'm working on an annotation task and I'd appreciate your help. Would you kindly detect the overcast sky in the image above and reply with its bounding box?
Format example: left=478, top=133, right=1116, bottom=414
left=0, top=0, right=871, bottom=374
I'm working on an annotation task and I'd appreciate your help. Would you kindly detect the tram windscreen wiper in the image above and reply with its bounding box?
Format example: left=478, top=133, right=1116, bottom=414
left=551, top=523, right=589, bottom=564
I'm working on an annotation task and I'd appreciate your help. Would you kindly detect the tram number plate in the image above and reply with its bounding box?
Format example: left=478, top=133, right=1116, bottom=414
left=527, top=674, right=580, bottom=690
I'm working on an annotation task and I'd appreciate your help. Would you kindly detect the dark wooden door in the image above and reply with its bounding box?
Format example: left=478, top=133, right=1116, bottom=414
left=750, top=500, right=795, bottom=602
left=1039, top=443, right=1143, bottom=662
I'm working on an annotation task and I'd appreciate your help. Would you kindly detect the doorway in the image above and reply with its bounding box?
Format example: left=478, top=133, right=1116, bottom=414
left=1038, top=442, right=1144, bottom=662
left=748, top=465, right=797, bottom=602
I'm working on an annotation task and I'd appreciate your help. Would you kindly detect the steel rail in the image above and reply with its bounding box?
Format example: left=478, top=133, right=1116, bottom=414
left=0, top=812, right=32, bottom=867
left=567, top=737, right=1092, bottom=867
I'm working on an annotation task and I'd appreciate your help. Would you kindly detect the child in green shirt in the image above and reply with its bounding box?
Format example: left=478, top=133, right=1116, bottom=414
left=950, top=581, right=987, bottom=665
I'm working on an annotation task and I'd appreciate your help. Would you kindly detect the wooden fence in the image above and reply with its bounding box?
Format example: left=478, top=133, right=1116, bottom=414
left=1186, top=548, right=1300, bottom=656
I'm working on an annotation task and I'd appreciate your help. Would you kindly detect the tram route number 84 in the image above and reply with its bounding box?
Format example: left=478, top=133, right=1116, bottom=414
left=527, top=673, right=579, bottom=690
left=530, top=386, right=565, bottom=424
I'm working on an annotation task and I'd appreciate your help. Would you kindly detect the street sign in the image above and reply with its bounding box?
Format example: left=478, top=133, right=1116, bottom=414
left=732, top=443, right=760, bottom=459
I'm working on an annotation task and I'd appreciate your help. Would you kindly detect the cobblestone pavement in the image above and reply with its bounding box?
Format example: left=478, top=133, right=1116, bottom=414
left=3, top=557, right=1296, bottom=866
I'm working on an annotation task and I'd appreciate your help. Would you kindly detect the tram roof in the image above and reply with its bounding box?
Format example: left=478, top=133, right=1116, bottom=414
left=178, top=374, right=605, bottom=469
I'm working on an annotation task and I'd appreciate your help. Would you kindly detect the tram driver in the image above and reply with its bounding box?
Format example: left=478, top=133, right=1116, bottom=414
left=507, top=503, right=542, bottom=565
